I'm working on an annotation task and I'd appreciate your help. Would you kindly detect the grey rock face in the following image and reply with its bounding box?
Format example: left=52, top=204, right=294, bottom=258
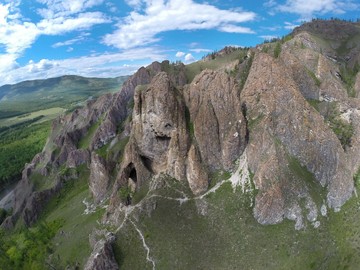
left=241, top=52, right=354, bottom=224
left=67, top=149, right=90, bottom=168
left=184, top=69, right=247, bottom=170
left=84, top=233, right=119, bottom=270
left=132, top=72, right=189, bottom=177
left=186, top=145, right=208, bottom=195
left=90, top=153, right=111, bottom=204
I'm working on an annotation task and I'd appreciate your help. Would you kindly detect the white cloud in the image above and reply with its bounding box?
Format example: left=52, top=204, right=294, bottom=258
left=189, top=48, right=212, bottom=53
left=0, top=1, right=109, bottom=77
left=0, top=47, right=166, bottom=85
left=274, top=0, right=359, bottom=18
left=66, top=47, right=74, bottom=52
left=37, top=0, right=105, bottom=18
left=284, top=22, right=299, bottom=30
left=37, top=12, right=109, bottom=35
left=28, top=59, right=56, bottom=73
left=52, top=33, right=90, bottom=48
left=103, top=0, right=256, bottom=49
left=125, top=0, right=143, bottom=9
left=259, top=35, right=279, bottom=40
left=0, top=54, right=19, bottom=73
left=175, top=51, right=185, bottom=58
left=219, top=25, right=255, bottom=34
left=184, top=53, right=195, bottom=63
left=261, top=25, right=281, bottom=31
left=0, top=3, right=39, bottom=55
left=264, top=0, right=277, bottom=8
left=106, top=2, right=118, bottom=13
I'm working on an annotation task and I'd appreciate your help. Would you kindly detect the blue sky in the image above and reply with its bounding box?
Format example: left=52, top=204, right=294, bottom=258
left=0, top=0, right=359, bottom=86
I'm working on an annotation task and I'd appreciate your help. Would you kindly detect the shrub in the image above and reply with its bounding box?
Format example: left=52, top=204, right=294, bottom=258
left=326, top=103, right=354, bottom=148
left=274, top=42, right=282, bottom=58
left=306, top=69, right=321, bottom=86
left=118, top=186, right=134, bottom=205
left=0, top=208, right=8, bottom=224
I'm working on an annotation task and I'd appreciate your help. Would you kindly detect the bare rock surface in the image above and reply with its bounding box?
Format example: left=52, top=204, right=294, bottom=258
left=241, top=52, right=354, bottom=225
left=90, top=153, right=111, bottom=204
left=184, top=69, right=247, bottom=170
left=84, top=232, right=119, bottom=270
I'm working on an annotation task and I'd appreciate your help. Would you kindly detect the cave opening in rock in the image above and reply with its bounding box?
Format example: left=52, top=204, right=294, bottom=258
left=129, top=167, right=137, bottom=183
left=155, top=135, right=171, bottom=142
left=140, top=155, right=153, bottom=173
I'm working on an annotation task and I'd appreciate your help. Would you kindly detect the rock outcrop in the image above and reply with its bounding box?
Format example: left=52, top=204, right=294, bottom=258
left=241, top=52, right=354, bottom=226
left=84, top=232, right=119, bottom=270
left=184, top=69, right=247, bottom=170
left=90, top=153, right=111, bottom=204
left=3, top=19, right=360, bottom=243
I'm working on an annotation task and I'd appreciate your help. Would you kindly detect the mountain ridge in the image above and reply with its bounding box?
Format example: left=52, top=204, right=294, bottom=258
left=1, top=19, right=360, bottom=269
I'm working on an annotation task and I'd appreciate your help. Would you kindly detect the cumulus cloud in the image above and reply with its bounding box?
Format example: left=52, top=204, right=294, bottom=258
left=37, top=12, right=109, bottom=35
left=28, top=59, right=56, bottom=73
left=184, top=53, right=195, bottom=63
left=175, top=51, right=185, bottom=58
left=0, top=0, right=109, bottom=78
left=270, top=0, right=359, bottom=18
left=0, top=47, right=166, bottom=85
left=36, top=0, right=105, bottom=18
left=103, top=0, right=256, bottom=49
left=0, top=3, right=39, bottom=55
left=0, top=54, right=19, bottom=73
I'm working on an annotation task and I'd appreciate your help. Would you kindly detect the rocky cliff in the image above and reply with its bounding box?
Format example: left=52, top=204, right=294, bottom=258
left=2, top=19, right=360, bottom=269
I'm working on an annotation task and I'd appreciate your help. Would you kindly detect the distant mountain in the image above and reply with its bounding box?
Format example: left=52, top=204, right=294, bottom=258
left=0, top=75, right=129, bottom=117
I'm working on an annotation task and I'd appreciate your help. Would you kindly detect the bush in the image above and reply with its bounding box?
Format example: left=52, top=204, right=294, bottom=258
left=118, top=186, right=134, bottom=205
left=0, top=219, right=63, bottom=269
left=274, top=42, right=282, bottom=58
left=239, top=52, right=254, bottom=91
left=339, top=62, right=359, bottom=97
left=0, top=208, right=8, bottom=224
left=326, top=103, right=354, bottom=148
left=306, top=69, right=321, bottom=86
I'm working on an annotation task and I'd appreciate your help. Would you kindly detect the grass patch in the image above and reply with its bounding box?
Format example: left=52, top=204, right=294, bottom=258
left=306, top=69, right=321, bottom=87
left=113, top=222, right=151, bottom=270
left=39, top=166, right=105, bottom=269
left=288, top=155, right=325, bottom=205
left=354, top=168, right=360, bottom=189
left=339, top=62, right=359, bottom=98
left=77, top=120, right=101, bottom=149
left=96, top=143, right=110, bottom=159
left=239, top=52, right=254, bottom=91
left=132, top=180, right=150, bottom=205
left=108, top=136, right=130, bottom=163
left=113, top=173, right=358, bottom=270
left=0, top=107, right=65, bottom=128
left=184, top=106, right=195, bottom=140
left=0, top=75, right=128, bottom=116
left=325, top=103, right=354, bottom=149
left=248, top=113, right=264, bottom=131
left=30, top=172, right=57, bottom=192
left=185, top=48, right=248, bottom=83
left=306, top=99, right=321, bottom=111
left=208, top=169, right=231, bottom=189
